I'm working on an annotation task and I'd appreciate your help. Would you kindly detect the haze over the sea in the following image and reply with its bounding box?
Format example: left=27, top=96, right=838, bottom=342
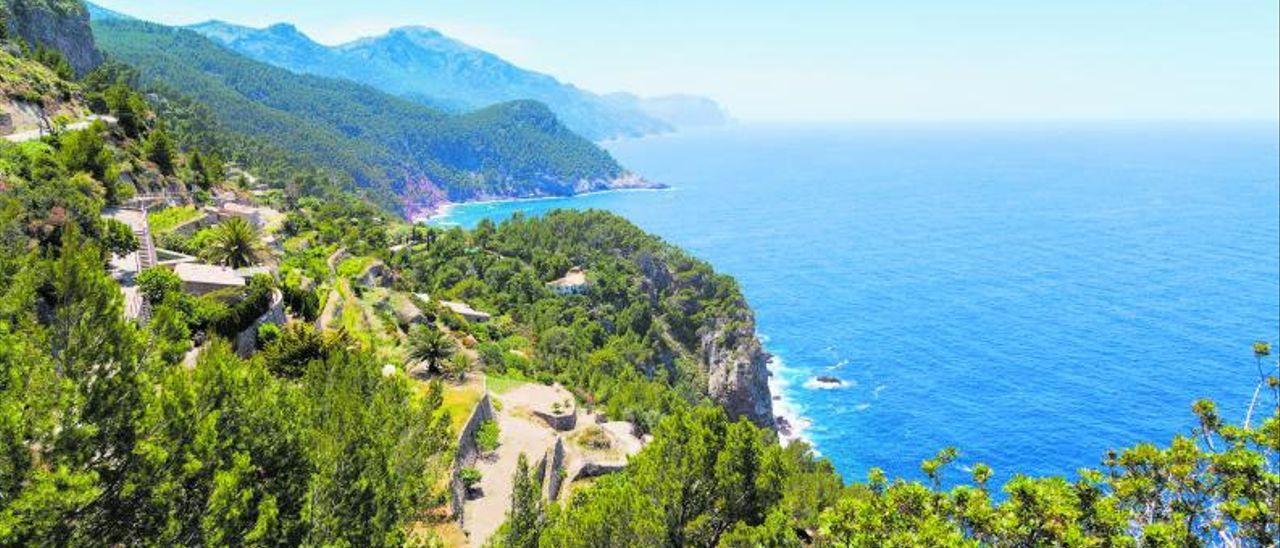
left=91, top=0, right=1280, bottom=122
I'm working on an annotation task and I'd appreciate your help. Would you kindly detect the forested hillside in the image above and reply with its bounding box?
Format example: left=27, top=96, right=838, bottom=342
left=90, top=18, right=637, bottom=216
left=184, top=20, right=697, bottom=140
left=0, top=2, right=1276, bottom=546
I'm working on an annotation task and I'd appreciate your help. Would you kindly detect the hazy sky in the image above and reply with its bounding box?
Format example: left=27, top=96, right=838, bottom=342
left=93, top=0, right=1279, bottom=121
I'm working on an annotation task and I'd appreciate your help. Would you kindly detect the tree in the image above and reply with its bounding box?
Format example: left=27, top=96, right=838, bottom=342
left=135, top=266, right=182, bottom=304
left=32, top=45, right=74, bottom=80
left=406, top=325, right=455, bottom=376
left=497, top=454, right=543, bottom=548
left=57, top=126, right=113, bottom=183
left=100, top=218, right=139, bottom=257
left=204, top=217, right=264, bottom=268
left=143, top=124, right=176, bottom=175
left=103, top=83, right=147, bottom=138
left=187, top=148, right=210, bottom=190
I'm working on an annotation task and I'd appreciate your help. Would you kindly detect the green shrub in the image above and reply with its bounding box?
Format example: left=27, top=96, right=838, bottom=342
left=136, top=267, right=182, bottom=304
left=256, top=322, right=281, bottom=349
left=459, top=467, right=482, bottom=488
left=205, top=275, right=274, bottom=338
left=475, top=419, right=500, bottom=453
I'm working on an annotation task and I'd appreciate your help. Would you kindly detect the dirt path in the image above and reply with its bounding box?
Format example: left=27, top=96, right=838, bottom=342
left=461, top=383, right=574, bottom=546
left=461, top=408, right=556, bottom=545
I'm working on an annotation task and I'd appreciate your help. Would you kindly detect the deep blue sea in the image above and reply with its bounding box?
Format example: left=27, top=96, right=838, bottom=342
left=431, top=122, right=1280, bottom=486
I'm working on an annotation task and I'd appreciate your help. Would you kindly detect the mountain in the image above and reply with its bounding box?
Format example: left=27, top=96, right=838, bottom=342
left=183, top=19, right=727, bottom=140
left=604, top=92, right=732, bottom=128
left=91, top=18, right=647, bottom=217
left=0, top=0, right=102, bottom=74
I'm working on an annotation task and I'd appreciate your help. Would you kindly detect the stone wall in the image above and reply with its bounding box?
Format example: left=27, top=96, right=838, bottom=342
left=533, top=409, right=577, bottom=431
left=234, top=289, right=284, bottom=357
left=449, top=393, right=494, bottom=524
left=542, top=437, right=566, bottom=501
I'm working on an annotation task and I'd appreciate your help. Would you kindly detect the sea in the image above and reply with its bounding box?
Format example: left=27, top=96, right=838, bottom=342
left=428, top=122, right=1280, bottom=486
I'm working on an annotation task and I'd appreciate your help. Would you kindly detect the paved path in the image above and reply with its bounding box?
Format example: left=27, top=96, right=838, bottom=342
left=104, top=207, right=154, bottom=321
left=3, top=115, right=118, bottom=143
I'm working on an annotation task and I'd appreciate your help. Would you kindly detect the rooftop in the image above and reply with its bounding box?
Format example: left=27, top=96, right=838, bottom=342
left=549, top=267, right=588, bottom=288
left=440, top=300, right=491, bottom=321
left=173, top=263, right=246, bottom=287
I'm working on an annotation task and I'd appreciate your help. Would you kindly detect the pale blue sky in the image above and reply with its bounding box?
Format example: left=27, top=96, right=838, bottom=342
left=94, top=0, right=1279, bottom=121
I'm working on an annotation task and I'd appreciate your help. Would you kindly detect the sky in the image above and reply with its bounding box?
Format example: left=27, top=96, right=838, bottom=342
left=92, top=0, right=1280, bottom=122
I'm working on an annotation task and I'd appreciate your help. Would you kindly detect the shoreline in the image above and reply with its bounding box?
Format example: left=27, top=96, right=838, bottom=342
left=414, top=186, right=675, bottom=225
left=765, top=348, right=814, bottom=449
left=418, top=187, right=815, bottom=451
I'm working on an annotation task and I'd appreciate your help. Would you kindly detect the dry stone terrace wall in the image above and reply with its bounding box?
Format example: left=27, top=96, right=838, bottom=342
left=234, top=289, right=284, bottom=357
left=449, top=392, right=494, bottom=524
left=542, top=437, right=566, bottom=501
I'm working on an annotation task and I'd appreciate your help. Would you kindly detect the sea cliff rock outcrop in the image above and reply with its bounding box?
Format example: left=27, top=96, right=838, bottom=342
left=636, top=248, right=775, bottom=429
left=701, top=314, right=776, bottom=429
left=1, top=0, right=102, bottom=75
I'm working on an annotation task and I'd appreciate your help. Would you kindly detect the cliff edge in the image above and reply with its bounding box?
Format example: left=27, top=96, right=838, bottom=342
left=1, top=0, right=102, bottom=75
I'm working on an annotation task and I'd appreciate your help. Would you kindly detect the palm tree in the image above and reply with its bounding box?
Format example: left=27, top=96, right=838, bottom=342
left=408, top=325, right=456, bottom=376
left=205, top=217, right=263, bottom=268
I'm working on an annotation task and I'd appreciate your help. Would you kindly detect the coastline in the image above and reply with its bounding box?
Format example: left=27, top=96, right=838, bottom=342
left=414, top=185, right=675, bottom=225
left=418, top=182, right=816, bottom=451
left=762, top=341, right=813, bottom=449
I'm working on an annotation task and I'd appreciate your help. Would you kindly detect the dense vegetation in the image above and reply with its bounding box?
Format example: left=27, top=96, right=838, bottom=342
left=0, top=5, right=1276, bottom=546
left=90, top=18, right=626, bottom=213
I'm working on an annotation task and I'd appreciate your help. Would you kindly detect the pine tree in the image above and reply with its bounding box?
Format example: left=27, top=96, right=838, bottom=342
left=143, top=124, right=176, bottom=175
left=500, top=454, right=544, bottom=548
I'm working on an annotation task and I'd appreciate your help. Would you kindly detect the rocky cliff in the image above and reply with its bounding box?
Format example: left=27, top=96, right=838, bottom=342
left=701, top=311, right=776, bottom=429
left=637, top=248, right=776, bottom=429
left=1, top=0, right=101, bottom=75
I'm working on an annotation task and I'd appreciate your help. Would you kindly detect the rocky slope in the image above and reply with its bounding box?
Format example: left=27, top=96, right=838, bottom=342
left=0, top=0, right=101, bottom=75
left=636, top=245, right=775, bottom=428
left=700, top=310, right=775, bottom=428
left=0, top=45, right=82, bottom=135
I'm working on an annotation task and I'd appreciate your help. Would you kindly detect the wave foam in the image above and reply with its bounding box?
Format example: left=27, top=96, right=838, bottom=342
left=767, top=352, right=814, bottom=449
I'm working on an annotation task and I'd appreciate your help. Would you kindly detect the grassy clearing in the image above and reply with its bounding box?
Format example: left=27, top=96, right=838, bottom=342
left=485, top=374, right=530, bottom=396
left=337, top=255, right=378, bottom=278
left=147, top=205, right=204, bottom=234
left=438, top=378, right=485, bottom=435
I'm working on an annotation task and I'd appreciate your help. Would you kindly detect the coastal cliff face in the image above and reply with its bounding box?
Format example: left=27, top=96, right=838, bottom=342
left=701, top=313, right=776, bottom=429
left=1, top=0, right=102, bottom=75
left=636, top=249, right=776, bottom=428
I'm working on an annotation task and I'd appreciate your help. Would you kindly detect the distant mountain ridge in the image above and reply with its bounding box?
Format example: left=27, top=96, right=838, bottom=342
left=180, top=19, right=729, bottom=140
left=90, top=16, right=648, bottom=218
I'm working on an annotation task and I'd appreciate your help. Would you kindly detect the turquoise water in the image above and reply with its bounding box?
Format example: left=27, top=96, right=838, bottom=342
left=431, top=122, right=1280, bottom=485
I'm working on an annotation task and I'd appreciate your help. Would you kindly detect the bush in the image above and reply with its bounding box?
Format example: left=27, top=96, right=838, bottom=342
left=206, top=275, right=274, bottom=338
left=575, top=425, right=611, bottom=451
left=100, top=218, right=139, bottom=258
left=136, top=267, right=182, bottom=304
left=256, top=322, right=281, bottom=349
left=263, top=323, right=328, bottom=378
left=281, top=279, right=320, bottom=321
left=475, top=420, right=500, bottom=453
left=459, top=467, right=482, bottom=489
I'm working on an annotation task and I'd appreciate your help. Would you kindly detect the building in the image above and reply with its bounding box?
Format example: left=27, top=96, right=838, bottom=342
left=548, top=267, right=589, bottom=295
left=173, top=263, right=246, bottom=295
left=440, top=300, right=492, bottom=323
left=208, top=201, right=283, bottom=230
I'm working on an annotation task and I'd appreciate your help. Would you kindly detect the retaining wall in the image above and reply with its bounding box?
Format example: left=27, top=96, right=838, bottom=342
left=542, top=437, right=567, bottom=501
left=234, top=289, right=285, bottom=357
left=449, top=393, right=494, bottom=525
